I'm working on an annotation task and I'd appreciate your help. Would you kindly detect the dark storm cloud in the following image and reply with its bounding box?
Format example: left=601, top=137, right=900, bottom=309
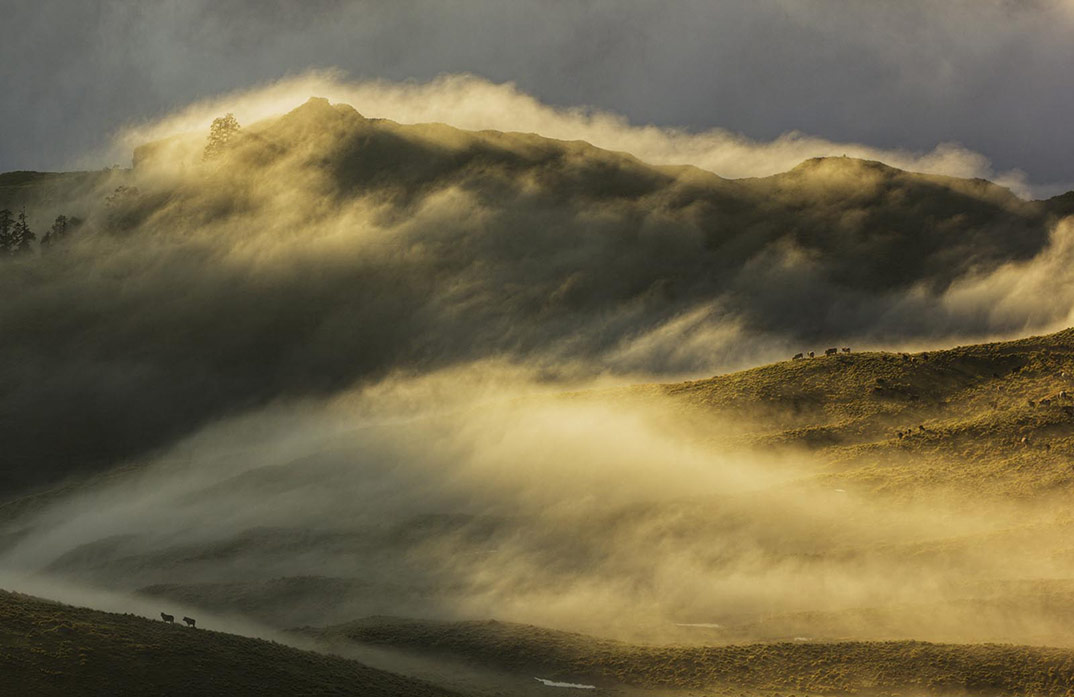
left=3, top=1, right=1073, bottom=192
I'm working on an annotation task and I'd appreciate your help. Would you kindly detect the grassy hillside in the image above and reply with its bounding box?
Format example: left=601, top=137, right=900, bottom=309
left=0, top=589, right=461, bottom=697
left=316, top=616, right=1074, bottom=697
left=659, top=327, right=1074, bottom=497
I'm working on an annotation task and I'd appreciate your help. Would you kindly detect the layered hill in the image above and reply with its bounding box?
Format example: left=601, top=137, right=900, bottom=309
left=6, top=97, right=1074, bottom=696
left=2, top=97, right=1074, bottom=495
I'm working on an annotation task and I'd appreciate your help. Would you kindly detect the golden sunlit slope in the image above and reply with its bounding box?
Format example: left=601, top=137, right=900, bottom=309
left=0, top=589, right=461, bottom=697
left=313, top=616, right=1074, bottom=697
left=659, top=327, right=1074, bottom=496
left=132, top=96, right=1059, bottom=294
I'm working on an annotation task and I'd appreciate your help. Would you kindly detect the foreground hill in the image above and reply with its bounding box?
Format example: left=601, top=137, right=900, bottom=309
left=0, top=589, right=460, bottom=697
left=314, top=616, right=1074, bottom=697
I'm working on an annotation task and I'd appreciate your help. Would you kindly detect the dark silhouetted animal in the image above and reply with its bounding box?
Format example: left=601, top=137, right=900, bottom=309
left=183, top=616, right=196, bottom=628
left=808, top=351, right=814, bottom=358
left=161, top=613, right=174, bottom=623
left=842, top=347, right=851, bottom=353
left=825, top=348, right=837, bottom=356
left=792, top=353, right=803, bottom=360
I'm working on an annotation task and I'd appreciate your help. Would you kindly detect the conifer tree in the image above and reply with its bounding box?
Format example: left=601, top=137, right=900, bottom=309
left=203, top=113, right=241, bottom=160
left=11, top=210, right=35, bottom=254
left=41, top=215, right=68, bottom=249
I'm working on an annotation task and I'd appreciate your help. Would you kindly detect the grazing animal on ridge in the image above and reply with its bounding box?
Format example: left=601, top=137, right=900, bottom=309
left=842, top=347, right=851, bottom=353
left=808, top=351, right=815, bottom=358
left=160, top=613, right=174, bottom=623
left=183, top=616, right=196, bottom=628
left=825, top=347, right=838, bottom=356
left=793, top=353, right=803, bottom=360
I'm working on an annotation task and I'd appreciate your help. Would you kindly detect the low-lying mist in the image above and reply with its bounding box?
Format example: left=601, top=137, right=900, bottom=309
left=1, top=367, right=1071, bottom=646
left=3, top=89, right=1074, bottom=649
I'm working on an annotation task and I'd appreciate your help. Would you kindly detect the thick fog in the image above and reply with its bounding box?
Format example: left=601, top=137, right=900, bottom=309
left=1, top=94, right=1072, bottom=491
left=2, top=368, right=1072, bottom=646
left=2, top=92, right=1074, bottom=648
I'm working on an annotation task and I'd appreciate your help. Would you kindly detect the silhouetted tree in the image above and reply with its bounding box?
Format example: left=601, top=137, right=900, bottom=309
left=203, top=113, right=241, bottom=160
left=11, top=210, right=34, bottom=254
left=41, top=215, right=69, bottom=249
left=0, top=209, right=12, bottom=253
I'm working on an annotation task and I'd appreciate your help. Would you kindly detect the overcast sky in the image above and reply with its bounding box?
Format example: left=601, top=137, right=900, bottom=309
left=3, top=0, right=1073, bottom=192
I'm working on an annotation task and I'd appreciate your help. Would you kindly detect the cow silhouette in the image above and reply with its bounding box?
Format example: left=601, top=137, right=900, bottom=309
left=183, top=616, right=196, bottom=628
left=161, top=613, right=174, bottom=623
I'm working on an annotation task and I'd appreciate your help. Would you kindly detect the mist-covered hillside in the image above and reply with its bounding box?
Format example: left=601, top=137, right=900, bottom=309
left=2, top=329, right=1073, bottom=653
left=2, top=97, right=1074, bottom=495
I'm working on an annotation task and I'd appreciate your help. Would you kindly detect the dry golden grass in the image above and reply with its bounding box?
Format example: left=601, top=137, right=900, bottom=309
left=321, top=616, right=1074, bottom=697
left=660, top=328, right=1074, bottom=498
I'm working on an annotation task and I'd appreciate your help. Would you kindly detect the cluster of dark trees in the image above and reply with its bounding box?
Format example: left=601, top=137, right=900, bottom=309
left=0, top=210, right=77, bottom=257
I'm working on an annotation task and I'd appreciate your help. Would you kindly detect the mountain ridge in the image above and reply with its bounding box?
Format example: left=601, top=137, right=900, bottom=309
left=1, top=96, right=1073, bottom=497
